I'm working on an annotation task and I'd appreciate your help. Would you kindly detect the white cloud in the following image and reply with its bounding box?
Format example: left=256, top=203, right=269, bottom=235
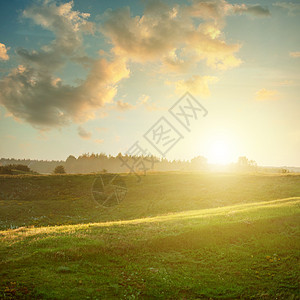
left=289, top=51, right=300, bottom=58
left=0, top=0, right=270, bottom=129
left=138, top=94, right=150, bottom=105
left=94, top=139, right=104, bottom=144
left=279, top=80, right=294, bottom=86
left=255, top=88, right=279, bottom=101
left=115, top=100, right=134, bottom=111
left=0, top=43, right=10, bottom=60
left=137, top=94, right=164, bottom=111
left=175, top=75, right=218, bottom=97
left=101, top=0, right=250, bottom=71
left=0, top=1, right=129, bottom=129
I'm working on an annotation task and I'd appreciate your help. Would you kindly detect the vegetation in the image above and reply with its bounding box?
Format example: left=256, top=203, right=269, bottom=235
left=1, top=158, right=66, bottom=174
left=54, top=165, right=66, bottom=174
left=2, top=154, right=298, bottom=175
left=0, top=173, right=299, bottom=299
left=1, top=154, right=266, bottom=174
left=0, top=172, right=299, bottom=229
left=0, top=164, right=35, bottom=175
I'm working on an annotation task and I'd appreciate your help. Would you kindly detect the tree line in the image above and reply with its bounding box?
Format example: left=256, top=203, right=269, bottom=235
left=0, top=153, right=205, bottom=174
left=0, top=154, right=289, bottom=175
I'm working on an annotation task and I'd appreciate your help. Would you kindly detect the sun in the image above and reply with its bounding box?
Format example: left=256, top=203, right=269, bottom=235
left=207, top=138, right=232, bottom=165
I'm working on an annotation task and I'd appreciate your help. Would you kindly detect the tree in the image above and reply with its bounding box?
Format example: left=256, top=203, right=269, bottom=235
left=66, top=155, right=76, bottom=164
left=191, top=156, right=207, bottom=170
left=236, top=156, right=257, bottom=172
left=0, top=164, right=31, bottom=174
left=54, top=165, right=66, bottom=174
left=0, top=165, right=13, bottom=174
left=237, top=156, right=249, bottom=167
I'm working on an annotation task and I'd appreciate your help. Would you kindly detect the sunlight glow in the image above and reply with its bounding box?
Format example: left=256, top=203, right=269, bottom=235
left=207, top=138, right=232, bottom=165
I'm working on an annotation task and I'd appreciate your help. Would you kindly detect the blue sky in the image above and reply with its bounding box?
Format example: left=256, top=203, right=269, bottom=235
left=0, top=0, right=299, bottom=166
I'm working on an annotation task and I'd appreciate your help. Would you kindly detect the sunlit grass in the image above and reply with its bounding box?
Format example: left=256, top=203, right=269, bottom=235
left=0, top=172, right=299, bottom=230
left=1, top=196, right=299, bottom=241
left=0, top=173, right=299, bottom=298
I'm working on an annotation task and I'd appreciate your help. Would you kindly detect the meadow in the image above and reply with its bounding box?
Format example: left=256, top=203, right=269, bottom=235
left=0, top=172, right=299, bottom=299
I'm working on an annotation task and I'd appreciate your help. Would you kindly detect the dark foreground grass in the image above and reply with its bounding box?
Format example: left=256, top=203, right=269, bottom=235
left=0, top=196, right=299, bottom=299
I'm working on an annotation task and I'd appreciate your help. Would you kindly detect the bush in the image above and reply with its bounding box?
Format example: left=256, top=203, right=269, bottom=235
left=0, top=166, right=13, bottom=174
left=0, top=164, right=31, bottom=174
left=53, top=165, right=66, bottom=174
left=14, top=164, right=31, bottom=172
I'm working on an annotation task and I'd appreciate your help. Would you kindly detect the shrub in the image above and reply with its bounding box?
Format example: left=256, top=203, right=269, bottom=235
left=53, top=165, right=66, bottom=174
left=0, top=164, right=31, bottom=174
left=0, top=166, right=13, bottom=174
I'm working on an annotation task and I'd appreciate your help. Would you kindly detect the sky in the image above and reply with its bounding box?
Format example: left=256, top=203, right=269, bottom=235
left=0, top=0, right=299, bottom=167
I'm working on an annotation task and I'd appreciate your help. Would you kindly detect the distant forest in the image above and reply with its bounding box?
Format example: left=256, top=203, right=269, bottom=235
left=0, top=153, right=204, bottom=174
left=0, top=154, right=296, bottom=174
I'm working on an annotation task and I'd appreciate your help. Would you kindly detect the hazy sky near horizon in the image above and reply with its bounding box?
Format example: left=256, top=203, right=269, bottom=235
left=0, top=0, right=299, bottom=166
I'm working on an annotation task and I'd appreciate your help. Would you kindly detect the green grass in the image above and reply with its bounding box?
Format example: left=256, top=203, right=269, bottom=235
left=0, top=172, right=299, bottom=229
left=0, top=173, right=299, bottom=299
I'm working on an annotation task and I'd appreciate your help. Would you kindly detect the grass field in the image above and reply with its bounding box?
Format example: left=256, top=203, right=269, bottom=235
left=0, top=173, right=299, bottom=299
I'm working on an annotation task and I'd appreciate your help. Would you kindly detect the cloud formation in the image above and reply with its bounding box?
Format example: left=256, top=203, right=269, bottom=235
left=101, top=0, right=263, bottom=71
left=0, top=0, right=270, bottom=130
left=256, top=88, right=279, bottom=101
left=18, top=0, right=94, bottom=71
left=189, top=0, right=270, bottom=20
left=289, top=51, right=300, bottom=58
left=232, top=4, right=270, bottom=17
left=274, top=2, right=300, bottom=15
left=175, top=75, right=218, bottom=96
left=137, top=94, right=163, bottom=111
left=0, top=43, right=10, bottom=61
left=115, top=100, right=134, bottom=111
left=0, top=1, right=129, bottom=129
left=0, top=56, right=129, bottom=128
left=94, top=139, right=104, bottom=144
left=279, top=80, right=294, bottom=86
left=77, top=126, right=91, bottom=139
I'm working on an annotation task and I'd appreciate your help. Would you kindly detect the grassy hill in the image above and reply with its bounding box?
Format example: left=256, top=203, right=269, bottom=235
left=0, top=173, right=299, bottom=299
left=0, top=172, right=299, bottom=229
